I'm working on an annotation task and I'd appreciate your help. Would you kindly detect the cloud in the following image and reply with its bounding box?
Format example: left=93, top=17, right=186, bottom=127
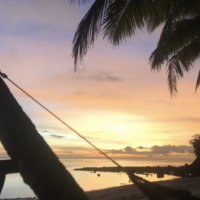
left=89, top=72, right=121, bottom=82
left=43, top=144, right=195, bottom=163
left=106, top=145, right=194, bottom=156
left=69, top=70, right=121, bottom=82
left=150, top=145, right=193, bottom=155
left=40, top=130, right=49, bottom=133
left=0, top=142, right=195, bottom=162
left=50, top=134, right=65, bottom=139
left=124, top=146, right=135, bottom=153
left=137, top=146, right=149, bottom=150
left=177, top=117, right=200, bottom=123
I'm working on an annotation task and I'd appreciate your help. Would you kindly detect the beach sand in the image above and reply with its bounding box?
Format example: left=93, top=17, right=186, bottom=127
left=2, top=177, right=200, bottom=200
left=88, top=177, right=200, bottom=200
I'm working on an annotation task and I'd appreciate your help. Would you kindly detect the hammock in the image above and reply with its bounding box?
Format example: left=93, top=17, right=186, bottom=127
left=128, top=172, right=200, bottom=200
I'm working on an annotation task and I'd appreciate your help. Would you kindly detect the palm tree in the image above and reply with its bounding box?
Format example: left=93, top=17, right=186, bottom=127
left=72, top=0, right=200, bottom=96
left=189, top=134, right=200, bottom=176
left=0, top=77, right=89, bottom=200
left=190, top=134, right=200, bottom=157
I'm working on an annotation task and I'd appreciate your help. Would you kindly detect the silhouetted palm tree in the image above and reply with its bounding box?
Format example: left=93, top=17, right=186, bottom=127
left=72, top=0, right=200, bottom=96
left=189, top=134, right=200, bottom=176
left=190, top=134, right=200, bottom=157
left=0, top=77, right=89, bottom=200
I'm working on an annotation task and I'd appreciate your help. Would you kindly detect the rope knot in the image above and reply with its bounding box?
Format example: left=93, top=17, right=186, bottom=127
left=0, top=71, right=8, bottom=79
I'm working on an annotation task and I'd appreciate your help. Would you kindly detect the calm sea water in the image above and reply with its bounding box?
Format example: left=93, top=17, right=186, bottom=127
left=1, top=159, right=183, bottom=198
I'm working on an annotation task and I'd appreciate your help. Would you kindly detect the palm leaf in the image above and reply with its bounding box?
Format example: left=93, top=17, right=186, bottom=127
left=103, top=0, right=151, bottom=45
left=195, top=69, right=200, bottom=91
left=167, top=57, right=184, bottom=96
left=167, top=16, right=200, bottom=53
left=147, top=0, right=174, bottom=32
left=150, top=15, right=200, bottom=69
left=150, top=0, right=181, bottom=70
left=72, top=0, right=113, bottom=69
left=159, top=0, right=200, bottom=29
left=169, top=37, right=200, bottom=71
left=166, top=35, right=200, bottom=95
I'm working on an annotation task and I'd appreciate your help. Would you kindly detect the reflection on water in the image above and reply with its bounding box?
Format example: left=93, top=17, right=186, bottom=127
left=1, top=159, right=181, bottom=198
left=1, top=174, right=35, bottom=198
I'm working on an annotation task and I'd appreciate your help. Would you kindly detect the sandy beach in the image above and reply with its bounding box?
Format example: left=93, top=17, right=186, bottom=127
left=88, top=177, right=200, bottom=200
left=2, top=177, right=200, bottom=200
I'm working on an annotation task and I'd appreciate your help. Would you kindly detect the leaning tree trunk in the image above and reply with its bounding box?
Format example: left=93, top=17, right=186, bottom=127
left=0, top=77, right=90, bottom=200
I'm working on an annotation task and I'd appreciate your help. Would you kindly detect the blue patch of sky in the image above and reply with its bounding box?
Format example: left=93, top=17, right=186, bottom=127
left=0, top=1, right=92, bottom=42
left=0, top=19, right=74, bottom=42
left=0, top=39, right=10, bottom=50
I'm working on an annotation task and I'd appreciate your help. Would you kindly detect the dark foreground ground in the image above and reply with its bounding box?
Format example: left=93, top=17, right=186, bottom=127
left=2, top=177, right=200, bottom=200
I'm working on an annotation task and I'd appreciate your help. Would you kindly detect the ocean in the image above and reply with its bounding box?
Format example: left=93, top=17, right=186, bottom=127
left=1, top=159, right=184, bottom=198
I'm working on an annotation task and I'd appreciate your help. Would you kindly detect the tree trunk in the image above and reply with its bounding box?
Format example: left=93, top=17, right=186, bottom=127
left=0, top=77, right=90, bottom=200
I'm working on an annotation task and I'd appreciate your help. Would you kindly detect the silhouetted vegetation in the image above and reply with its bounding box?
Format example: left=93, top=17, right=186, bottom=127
left=75, top=134, right=200, bottom=179
left=75, top=165, right=191, bottom=178
left=190, top=134, right=200, bottom=157
left=73, top=0, right=200, bottom=96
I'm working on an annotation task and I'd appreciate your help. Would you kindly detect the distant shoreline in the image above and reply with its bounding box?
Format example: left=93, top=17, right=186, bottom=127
left=74, top=165, right=191, bottom=178
left=2, top=177, right=200, bottom=200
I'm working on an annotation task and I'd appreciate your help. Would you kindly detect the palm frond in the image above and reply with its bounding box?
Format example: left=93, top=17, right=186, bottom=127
left=72, top=0, right=113, bottom=69
left=150, top=0, right=181, bottom=70
left=177, top=0, right=200, bottom=18
left=167, top=16, right=200, bottom=52
left=146, top=0, right=199, bottom=32
left=102, top=0, right=177, bottom=45
left=167, top=58, right=178, bottom=97
left=172, top=37, right=200, bottom=71
left=195, top=69, right=200, bottom=91
left=167, top=57, right=184, bottom=96
left=103, top=0, right=151, bottom=45
left=166, top=35, right=200, bottom=95
left=150, top=15, right=200, bottom=69
left=147, top=0, right=173, bottom=32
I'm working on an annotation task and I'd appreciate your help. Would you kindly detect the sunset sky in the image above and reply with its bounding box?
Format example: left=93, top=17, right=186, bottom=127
left=0, top=0, right=199, bottom=164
